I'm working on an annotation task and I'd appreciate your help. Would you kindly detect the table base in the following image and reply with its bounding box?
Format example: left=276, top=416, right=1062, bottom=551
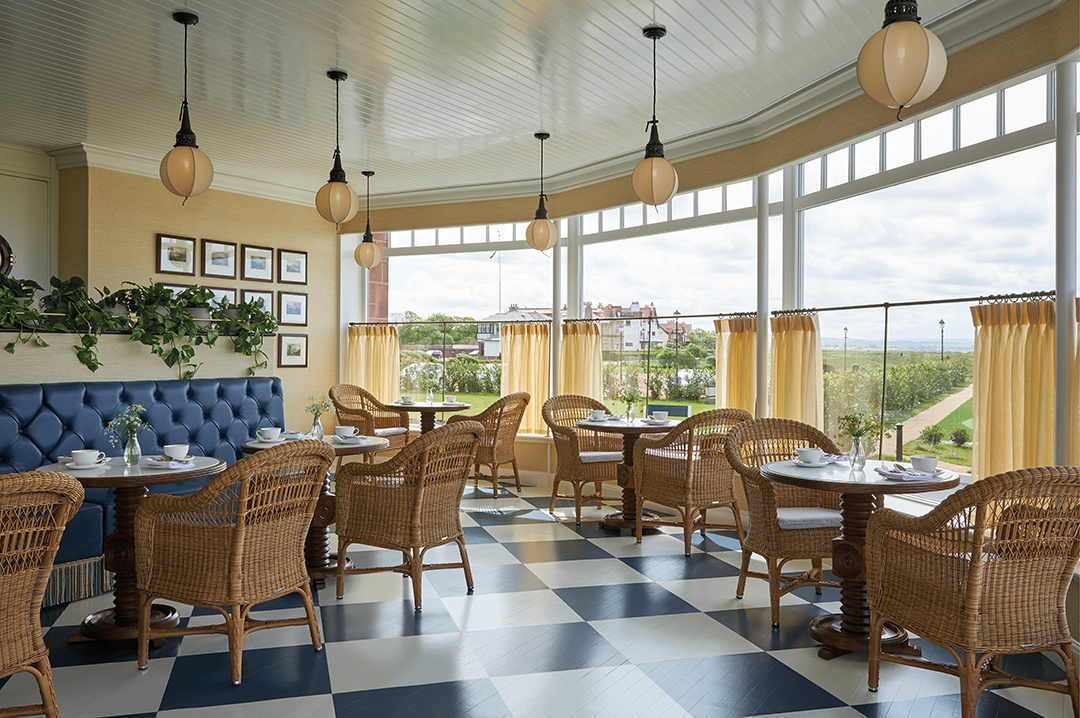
left=600, top=510, right=663, bottom=531
left=70, top=603, right=178, bottom=644
left=810, top=615, right=922, bottom=660
left=307, top=554, right=353, bottom=589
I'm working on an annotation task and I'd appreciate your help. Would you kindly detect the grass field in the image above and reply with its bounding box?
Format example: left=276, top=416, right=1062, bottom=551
left=902, top=397, right=974, bottom=468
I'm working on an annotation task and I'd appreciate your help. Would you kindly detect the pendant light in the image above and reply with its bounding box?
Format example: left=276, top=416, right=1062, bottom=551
left=316, top=70, right=360, bottom=225
left=857, top=0, right=947, bottom=120
left=354, top=171, right=382, bottom=269
left=160, top=11, right=213, bottom=201
left=525, top=132, right=558, bottom=252
left=631, top=24, right=678, bottom=207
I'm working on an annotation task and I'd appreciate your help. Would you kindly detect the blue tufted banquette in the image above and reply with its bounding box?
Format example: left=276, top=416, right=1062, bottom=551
left=0, top=377, right=285, bottom=604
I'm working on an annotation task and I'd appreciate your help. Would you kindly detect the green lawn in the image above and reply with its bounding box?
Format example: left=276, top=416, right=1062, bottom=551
left=902, top=397, right=974, bottom=468
left=427, top=393, right=714, bottom=420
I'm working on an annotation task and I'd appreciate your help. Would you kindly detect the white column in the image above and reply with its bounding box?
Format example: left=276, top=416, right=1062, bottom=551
left=757, top=173, right=770, bottom=419
left=782, top=165, right=802, bottom=309
left=566, top=218, right=582, bottom=319
left=551, top=239, right=563, bottom=397
left=1055, top=58, right=1077, bottom=464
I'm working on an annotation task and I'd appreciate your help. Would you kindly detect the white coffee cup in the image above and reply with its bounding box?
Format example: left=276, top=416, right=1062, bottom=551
left=401, top=396, right=414, bottom=404
left=589, top=409, right=606, bottom=421
left=795, top=446, right=823, bottom=464
left=445, top=395, right=457, bottom=404
left=335, top=426, right=359, bottom=438
left=257, top=427, right=281, bottom=441
left=910, top=455, right=938, bottom=473
left=71, top=449, right=105, bottom=466
left=164, top=444, right=189, bottom=460
left=651, top=411, right=668, bottom=421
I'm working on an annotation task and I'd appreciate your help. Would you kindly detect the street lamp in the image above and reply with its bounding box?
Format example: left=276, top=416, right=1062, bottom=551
left=672, top=310, right=681, bottom=399
left=843, top=327, right=848, bottom=372
left=939, top=319, right=945, bottom=361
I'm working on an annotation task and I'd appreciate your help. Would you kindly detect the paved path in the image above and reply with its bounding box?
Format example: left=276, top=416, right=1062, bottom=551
left=894, top=384, right=972, bottom=472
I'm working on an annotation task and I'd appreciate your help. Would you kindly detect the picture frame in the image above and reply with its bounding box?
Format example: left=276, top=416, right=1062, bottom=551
left=241, top=244, right=274, bottom=282
left=278, top=249, right=308, bottom=285
left=277, top=333, right=307, bottom=368
left=156, top=234, right=196, bottom=276
left=201, top=239, right=237, bottom=279
left=204, top=286, right=237, bottom=309
left=161, top=283, right=189, bottom=297
left=277, top=291, right=308, bottom=326
left=241, top=289, right=274, bottom=315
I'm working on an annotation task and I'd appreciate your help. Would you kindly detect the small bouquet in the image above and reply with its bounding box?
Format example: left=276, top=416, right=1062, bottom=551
left=105, top=404, right=149, bottom=447
left=306, top=395, right=332, bottom=419
left=837, top=412, right=883, bottom=439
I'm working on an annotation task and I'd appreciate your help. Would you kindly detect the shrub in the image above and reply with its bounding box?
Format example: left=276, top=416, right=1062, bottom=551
left=950, top=427, right=970, bottom=447
left=919, top=424, right=945, bottom=447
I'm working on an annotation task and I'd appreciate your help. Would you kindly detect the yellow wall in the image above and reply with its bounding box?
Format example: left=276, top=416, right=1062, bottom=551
left=345, top=0, right=1079, bottom=233
left=57, top=167, right=340, bottom=430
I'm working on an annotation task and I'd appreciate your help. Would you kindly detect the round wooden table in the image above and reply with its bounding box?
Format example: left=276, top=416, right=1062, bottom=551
left=241, top=435, right=390, bottom=585
left=40, top=454, right=226, bottom=643
left=575, top=417, right=676, bottom=530
left=386, top=401, right=472, bottom=434
left=761, top=458, right=960, bottom=659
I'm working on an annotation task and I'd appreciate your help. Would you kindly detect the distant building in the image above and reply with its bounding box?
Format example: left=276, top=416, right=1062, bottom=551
left=587, top=301, right=670, bottom=351
left=477, top=303, right=554, bottom=358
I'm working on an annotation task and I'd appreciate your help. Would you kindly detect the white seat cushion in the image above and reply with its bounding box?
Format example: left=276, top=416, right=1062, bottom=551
left=580, top=451, right=623, bottom=464
left=374, top=427, right=408, bottom=437
left=775, top=507, right=842, bottom=530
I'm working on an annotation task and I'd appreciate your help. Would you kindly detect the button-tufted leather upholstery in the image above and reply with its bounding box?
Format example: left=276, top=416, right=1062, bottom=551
left=0, top=377, right=285, bottom=567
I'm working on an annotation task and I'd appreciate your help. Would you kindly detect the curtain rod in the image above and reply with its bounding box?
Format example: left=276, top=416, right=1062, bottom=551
left=349, top=318, right=550, bottom=326
left=566, top=310, right=752, bottom=323
left=770, top=290, right=1056, bottom=316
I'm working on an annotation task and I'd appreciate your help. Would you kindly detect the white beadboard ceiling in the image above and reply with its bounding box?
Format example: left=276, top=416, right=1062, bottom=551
left=0, top=0, right=1059, bottom=208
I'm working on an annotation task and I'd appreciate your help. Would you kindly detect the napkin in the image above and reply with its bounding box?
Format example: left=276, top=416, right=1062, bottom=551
left=874, top=466, right=932, bottom=481
left=146, top=458, right=195, bottom=469
left=822, top=454, right=849, bottom=464
left=281, top=431, right=311, bottom=439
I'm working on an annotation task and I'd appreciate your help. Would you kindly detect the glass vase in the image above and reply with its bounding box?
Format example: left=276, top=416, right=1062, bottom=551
left=849, top=435, right=867, bottom=470
left=310, top=416, right=324, bottom=440
left=124, top=433, right=142, bottom=466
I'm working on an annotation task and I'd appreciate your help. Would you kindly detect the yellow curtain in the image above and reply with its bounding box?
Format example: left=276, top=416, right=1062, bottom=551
left=561, top=323, right=603, bottom=401
left=1071, top=297, right=1079, bottom=464
left=344, top=325, right=400, bottom=402
left=502, top=323, right=550, bottom=433
left=714, top=316, right=757, bottom=415
left=769, top=313, right=823, bottom=428
left=970, top=300, right=1055, bottom=481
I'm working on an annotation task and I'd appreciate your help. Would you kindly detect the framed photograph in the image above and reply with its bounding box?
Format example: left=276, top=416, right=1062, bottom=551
left=201, top=239, right=237, bottom=279
left=156, top=234, right=196, bottom=276
left=277, top=333, right=307, bottom=368
left=278, top=249, right=308, bottom=285
left=277, top=291, right=308, bottom=326
left=241, top=289, right=274, bottom=315
left=241, top=244, right=274, bottom=282
left=204, top=286, right=237, bottom=309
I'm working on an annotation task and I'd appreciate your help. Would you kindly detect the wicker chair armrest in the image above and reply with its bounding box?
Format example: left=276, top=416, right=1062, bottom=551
left=548, top=422, right=583, bottom=467
left=445, top=413, right=473, bottom=424
left=137, top=487, right=217, bottom=518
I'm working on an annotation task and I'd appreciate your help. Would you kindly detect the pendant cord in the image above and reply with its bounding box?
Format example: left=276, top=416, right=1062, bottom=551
left=651, top=35, right=657, bottom=123
left=366, top=173, right=371, bottom=221
left=539, top=136, right=545, bottom=197
left=335, top=79, right=340, bottom=154
left=178, top=23, right=189, bottom=121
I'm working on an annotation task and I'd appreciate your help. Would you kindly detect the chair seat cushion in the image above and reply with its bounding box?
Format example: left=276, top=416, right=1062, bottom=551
left=580, top=451, right=623, bottom=464
left=375, top=427, right=408, bottom=437
left=776, top=507, right=842, bottom=530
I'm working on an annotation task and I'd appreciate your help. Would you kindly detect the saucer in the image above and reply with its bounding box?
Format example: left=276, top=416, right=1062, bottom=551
left=643, top=418, right=670, bottom=425
left=155, top=455, right=194, bottom=461
left=254, top=437, right=287, bottom=445
left=792, top=458, right=828, bottom=468
left=64, top=460, right=107, bottom=470
left=332, top=435, right=362, bottom=443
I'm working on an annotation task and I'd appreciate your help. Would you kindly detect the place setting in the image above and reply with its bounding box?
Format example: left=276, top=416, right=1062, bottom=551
left=789, top=446, right=848, bottom=468
left=57, top=449, right=110, bottom=471
left=146, top=444, right=196, bottom=469
left=252, top=426, right=288, bottom=445
left=642, top=410, right=671, bottom=425
left=873, top=454, right=943, bottom=481
left=330, top=426, right=374, bottom=444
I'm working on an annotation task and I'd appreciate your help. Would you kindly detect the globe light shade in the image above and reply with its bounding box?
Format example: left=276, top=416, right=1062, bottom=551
left=632, top=155, right=679, bottom=206
left=354, top=240, right=382, bottom=269
left=857, top=20, right=946, bottom=109
left=526, top=217, right=558, bottom=251
left=316, top=181, right=359, bottom=224
left=160, top=145, right=213, bottom=198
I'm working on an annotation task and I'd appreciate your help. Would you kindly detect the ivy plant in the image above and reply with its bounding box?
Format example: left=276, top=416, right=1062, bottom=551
left=211, top=295, right=279, bottom=375
left=0, top=275, right=48, bottom=353
left=41, top=276, right=127, bottom=371
left=112, top=281, right=219, bottom=379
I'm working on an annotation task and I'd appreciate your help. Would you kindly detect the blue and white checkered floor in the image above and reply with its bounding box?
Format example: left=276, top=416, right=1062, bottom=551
left=2, top=481, right=1075, bottom=718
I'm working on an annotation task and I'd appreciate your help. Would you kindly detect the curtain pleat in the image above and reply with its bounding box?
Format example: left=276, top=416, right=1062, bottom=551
left=769, top=314, right=823, bottom=428
left=502, top=324, right=550, bottom=433
left=345, top=325, right=400, bottom=403
left=970, top=300, right=1055, bottom=481
left=714, top=317, right=757, bottom=415
left=561, top=323, right=603, bottom=401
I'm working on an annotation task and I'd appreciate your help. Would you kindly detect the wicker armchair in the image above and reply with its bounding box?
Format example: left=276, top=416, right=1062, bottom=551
left=634, top=408, right=752, bottom=553
left=724, top=418, right=842, bottom=627
left=446, top=392, right=530, bottom=495
left=0, top=472, right=83, bottom=718
left=542, top=395, right=623, bottom=524
left=134, top=440, right=336, bottom=685
left=334, top=421, right=484, bottom=610
left=867, top=466, right=1080, bottom=717
left=329, top=384, right=410, bottom=459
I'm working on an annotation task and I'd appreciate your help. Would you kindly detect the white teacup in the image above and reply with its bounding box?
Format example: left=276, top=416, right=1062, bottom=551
left=589, top=409, right=606, bottom=421
left=71, top=449, right=105, bottom=466
left=651, top=411, right=668, bottom=421
left=164, top=444, right=189, bottom=460
left=335, top=426, right=359, bottom=438
left=257, top=427, right=281, bottom=441
left=795, top=446, right=824, bottom=464
left=910, top=455, right=939, bottom=473
left=401, top=396, right=414, bottom=405
left=445, top=395, right=457, bottom=404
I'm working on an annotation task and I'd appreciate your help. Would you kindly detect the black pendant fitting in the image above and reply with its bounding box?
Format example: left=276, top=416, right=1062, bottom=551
left=174, top=101, right=199, bottom=148
left=642, top=24, right=666, bottom=41
left=172, top=11, right=199, bottom=26
left=327, top=69, right=348, bottom=82
left=327, top=150, right=347, bottom=183
left=882, top=0, right=920, bottom=27
left=534, top=194, right=550, bottom=220
left=643, top=121, right=665, bottom=159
